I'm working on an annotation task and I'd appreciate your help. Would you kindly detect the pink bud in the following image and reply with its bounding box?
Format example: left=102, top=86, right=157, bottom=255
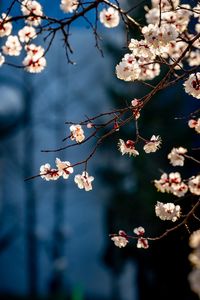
left=131, top=99, right=139, bottom=107
left=87, top=123, right=93, bottom=129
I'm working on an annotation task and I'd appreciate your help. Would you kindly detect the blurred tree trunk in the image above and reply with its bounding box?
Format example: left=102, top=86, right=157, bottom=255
left=23, top=76, right=38, bottom=298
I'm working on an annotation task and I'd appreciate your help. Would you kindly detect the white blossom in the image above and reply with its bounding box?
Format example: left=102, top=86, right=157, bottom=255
left=171, top=181, right=188, bottom=197
left=40, top=163, right=60, bottom=181
left=21, top=0, right=43, bottom=26
left=70, top=124, right=85, bottom=143
left=128, top=39, right=156, bottom=60
left=143, top=135, right=161, bottom=153
left=60, top=0, right=79, bottom=13
left=0, top=13, right=12, bottom=37
left=137, top=237, right=149, bottom=249
left=74, top=171, right=94, bottom=191
left=111, top=235, right=129, bottom=248
left=118, top=139, right=139, bottom=157
left=18, top=26, right=36, bottom=43
left=168, top=147, right=187, bottom=166
left=23, top=44, right=46, bottom=73
left=155, top=201, right=181, bottom=222
left=184, top=73, right=200, bottom=99
left=55, top=158, right=73, bottom=179
left=134, top=226, right=145, bottom=236
left=99, top=7, right=120, bottom=28
left=188, top=175, right=200, bottom=196
left=2, top=35, right=22, bottom=56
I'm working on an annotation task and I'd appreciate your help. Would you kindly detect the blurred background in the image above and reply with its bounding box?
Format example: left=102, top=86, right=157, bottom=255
left=0, top=1, right=199, bottom=300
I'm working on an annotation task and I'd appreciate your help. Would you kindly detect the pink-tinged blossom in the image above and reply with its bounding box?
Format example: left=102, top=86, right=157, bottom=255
left=0, top=13, right=12, bottom=37
left=40, top=164, right=60, bottom=181
left=171, top=182, right=188, bottom=197
left=154, top=172, right=187, bottom=197
left=111, top=235, right=129, bottom=248
left=134, top=227, right=149, bottom=249
left=70, top=124, right=85, bottom=143
left=2, top=36, right=22, bottom=56
left=188, top=175, right=200, bottom=196
left=143, top=135, right=161, bottom=153
left=55, top=158, right=73, bottom=179
left=137, top=237, right=149, bottom=249
left=74, top=171, right=94, bottom=191
left=118, top=139, right=139, bottom=157
left=168, top=147, right=187, bottom=166
left=134, top=226, right=145, bottom=236
left=23, top=44, right=46, bottom=73
left=128, top=39, right=156, bottom=60
left=155, top=201, right=181, bottom=222
left=60, top=0, right=79, bottom=13
left=18, top=26, right=36, bottom=43
left=21, top=0, right=43, bottom=26
left=142, top=24, right=178, bottom=53
left=99, top=7, right=120, bottom=28
left=188, top=119, right=200, bottom=134
left=184, top=73, right=200, bottom=99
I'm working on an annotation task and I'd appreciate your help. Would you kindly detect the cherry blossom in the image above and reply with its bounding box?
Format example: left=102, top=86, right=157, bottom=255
left=23, top=44, right=46, bottom=73
left=167, top=147, right=187, bottom=166
left=143, top=135, right=161, bottom=153
left=188, top=175, right=200, bottom=196
left=184, top=73, right=200, bottom=99
left=2, top=35, right=22, bottom=56
left=99, top=7, right=120, bottom=28
left=111, top=235, right=129, bottom=248
left=40, top=163, right=60, bottom=181
left=21, top=0, right=43, bottom=26
left=18, top=26, right=36, bottom=43
left=188, top=119, right=200, bottom=134
left=74, top=171, right=94, bottom=191
left=0, top=13, right=12, bottom=37
left=118, top=139, right=139, bottom=157
left=155, top=202, right=181, bottom=222
left=60, top=0, right=79, bottom=13
left=55, top=158, right=74, bottom=179
left=134, top=227, right=149, bottom=249
left=133, top=226, right=145, bottom=236
left=70, top=124, right=85, bottom=143
left=137, top=237, right=149, bottom=249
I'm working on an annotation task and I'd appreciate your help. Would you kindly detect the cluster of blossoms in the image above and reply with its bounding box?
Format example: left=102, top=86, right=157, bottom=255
left=40, top=158, right=94, bottom=191
left=168, top=147, right=187, bottom=167
left=114, top=0, right=200, bottom=100
left=118, top=135, right=161, bottom=157
left=188, top=118, right=200, bottom=134
left=188, top=230, right=200, bottom=298
left=70, top=124, right=85, bottom=143
left=0, top=0, right=47, bottom=73
left=154, top=172, right=188, bottom=197
left=155, top=201, right=181, bottom=222
left=111, top=227, right=149, bottom=249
